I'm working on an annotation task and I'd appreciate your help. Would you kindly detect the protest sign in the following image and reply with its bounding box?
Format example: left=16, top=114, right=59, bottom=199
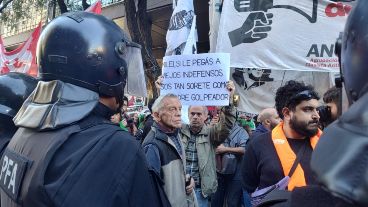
left=161, top=53, right=230, bottom=106
left=216, top=0, right=356, bottom=72
left=231, top=68, right=335, bottom=114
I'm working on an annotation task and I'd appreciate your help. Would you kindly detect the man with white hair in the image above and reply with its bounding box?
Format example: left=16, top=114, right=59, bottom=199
left=143, top=93, right=196, bottom=207
left=152, top=78, right=237, bottom=207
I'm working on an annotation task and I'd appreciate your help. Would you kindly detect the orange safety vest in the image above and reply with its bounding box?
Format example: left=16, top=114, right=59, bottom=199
left=271, top=122, right=322, bottom=191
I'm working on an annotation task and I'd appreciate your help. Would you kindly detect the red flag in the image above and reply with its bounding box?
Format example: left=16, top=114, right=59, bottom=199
left=0, top=2, right=101, bottom=77
left=86, top=1, right=102, bottom=14
left=0, top=22, right=41, bottom=77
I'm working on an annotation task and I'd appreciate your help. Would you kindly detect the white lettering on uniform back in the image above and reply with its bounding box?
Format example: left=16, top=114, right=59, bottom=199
left=0, top=156, right=9, bottom=184
left=8, top=163, right=17, bottom=194
left=4, top=159, right=13, bottom=185
left=0, top=150, right=31, bottom=200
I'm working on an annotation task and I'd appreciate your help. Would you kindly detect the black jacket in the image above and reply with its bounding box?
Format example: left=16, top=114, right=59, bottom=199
left=251, top=124, right=269, bottom=140
left=0, top=103, right=160, bottom=207
left=242, top=131, right=317, bottom=193
left=0, top=118, right=16, bottom=157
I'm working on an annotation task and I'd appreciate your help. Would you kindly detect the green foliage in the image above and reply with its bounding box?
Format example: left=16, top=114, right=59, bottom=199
left=0, top=0, right=95, bottom=32
left=67, top=0, right=95, bottom=11
left=0, top=0, right=47, bottom=31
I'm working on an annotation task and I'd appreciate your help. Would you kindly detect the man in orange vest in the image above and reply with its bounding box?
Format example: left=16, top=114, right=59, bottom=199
left=241, top=80, right=322, bottom=196
left=279, top=2, right=368, bottom=206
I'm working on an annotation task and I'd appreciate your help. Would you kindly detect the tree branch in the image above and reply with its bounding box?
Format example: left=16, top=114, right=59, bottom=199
left=125, top=0, right=161, bottom=98
left=57, top=0, right=68, bottom=14
left=82, top=0, right=90, bottom=10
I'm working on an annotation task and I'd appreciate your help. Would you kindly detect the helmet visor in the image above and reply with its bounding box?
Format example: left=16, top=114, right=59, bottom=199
left=116, top=40, right=147, bottom=97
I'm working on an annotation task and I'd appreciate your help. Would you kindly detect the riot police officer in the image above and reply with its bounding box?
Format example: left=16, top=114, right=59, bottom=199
left=310, top=1, right=368, bottom=206
left=0, top=72, right=38, bottom=155
left=0, top=12, right=160, bottom=207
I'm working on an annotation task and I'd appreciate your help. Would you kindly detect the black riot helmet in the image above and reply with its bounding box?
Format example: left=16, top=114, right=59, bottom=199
left=0, top=72, right=38, bottom=134
left=338, top=0, right=368, bottom=104
left=36, top=11, right=143, bottom=104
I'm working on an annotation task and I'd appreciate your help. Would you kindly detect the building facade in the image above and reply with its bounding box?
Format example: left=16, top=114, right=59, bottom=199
left=1, top=0, right=209, bottom=60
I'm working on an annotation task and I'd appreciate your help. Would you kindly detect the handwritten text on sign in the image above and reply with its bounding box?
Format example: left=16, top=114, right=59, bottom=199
left=161, top=53, right=230, bottom=106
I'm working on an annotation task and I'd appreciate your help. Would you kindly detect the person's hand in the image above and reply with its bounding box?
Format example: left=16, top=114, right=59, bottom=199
left=216, top=144, right=228, bottom=154
left=210, top=114, right=220, bottom=126
left=185, top=175, right=195, bottom=195
left=241, top=12, right=273, bottom=42
left=155, top=75, right=163, bottom=90
left=226, top=80, right=235, bottom=96
left=228, top=11, right=273, bottom=46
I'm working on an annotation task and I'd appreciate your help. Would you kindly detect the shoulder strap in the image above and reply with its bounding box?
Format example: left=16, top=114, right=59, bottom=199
left=287, top=141, right=307, bottom=177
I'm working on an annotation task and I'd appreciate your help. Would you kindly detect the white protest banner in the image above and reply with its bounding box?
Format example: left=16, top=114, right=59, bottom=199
left=216, top=0, right=356, bottom=72
left=231, top=68, right=336, bottom=114
left=165, top=0, right=195, bottom=55
left=161, top=53, right=230, bottom=106
left=209, top=0, right=223, bottom=52
left=182, top=15, right=198, bottom=55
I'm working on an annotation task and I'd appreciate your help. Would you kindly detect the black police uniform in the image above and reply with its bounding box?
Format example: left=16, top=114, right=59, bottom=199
left=0, top=128, right=13, bottom=155
left=0, top=121, right=14, bottom=155
left=0, top=115, right=16, bottom=154
left=0, top=72, right=38, bottom=157
left=0, top=11, right=161, bottom=207
left=0, top=101, right=160, bottom=207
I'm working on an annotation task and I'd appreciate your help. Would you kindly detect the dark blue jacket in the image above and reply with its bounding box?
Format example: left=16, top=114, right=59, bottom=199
left=143, top=122, right=196, bottom=207
left=251, top=124, right=269, bottom=139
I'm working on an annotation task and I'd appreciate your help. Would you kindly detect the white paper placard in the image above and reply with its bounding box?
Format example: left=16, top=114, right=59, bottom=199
left=161, top=53, right=230, bottom=106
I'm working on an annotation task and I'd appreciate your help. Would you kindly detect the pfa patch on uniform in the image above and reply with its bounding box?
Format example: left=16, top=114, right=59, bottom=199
left=0, top=148, right=32, bottom=202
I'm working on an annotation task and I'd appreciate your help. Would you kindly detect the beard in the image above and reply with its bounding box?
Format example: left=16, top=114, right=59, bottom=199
left=290, top=115, right=319, bottom=137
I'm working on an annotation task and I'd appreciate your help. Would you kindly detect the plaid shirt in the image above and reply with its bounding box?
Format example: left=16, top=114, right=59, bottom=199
left=185, top=134, right=200, bottom=186
left=169, top=134, right=183, bottom=157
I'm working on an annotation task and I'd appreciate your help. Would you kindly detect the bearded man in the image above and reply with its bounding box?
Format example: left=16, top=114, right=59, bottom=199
left=241, top=80, right=322, bottom=195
